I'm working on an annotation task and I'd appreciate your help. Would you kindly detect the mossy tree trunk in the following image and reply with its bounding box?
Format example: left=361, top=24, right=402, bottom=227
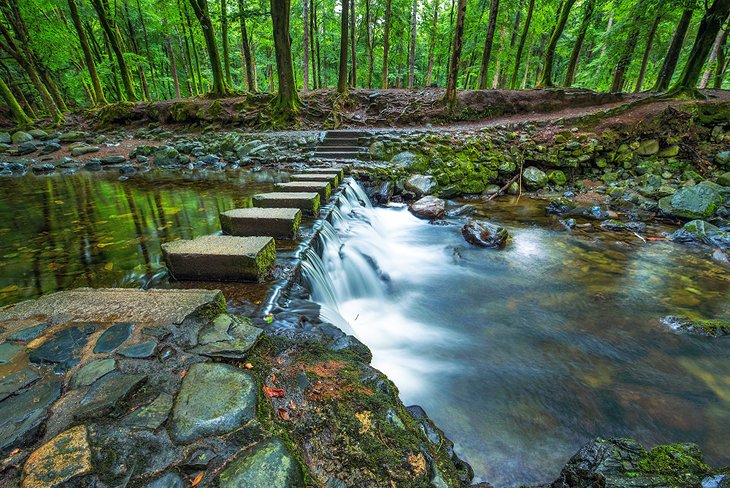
left=221, top=0, right=232, bottom=87
left=653, top=8, right=693, bottom=92
left=445, top=0, right=467, bottom=106
left=270, top=0, right=300, bottom=110
left=537, top=0, right=576, bottom=88
left=0, top=76, right=32, bottom=125
left=669, top=0, right=730, bottom=97
left=634, top=13, right=662, bottom=92
left=188, top=0, right=230, bottom=97
left=510, top=0, right=534, bottom=89
left=90, top=0, right=138, bottom=101
left=68, top=0, right=107, bottom=105
left=563, top=0, right=595, bottom=87
left=714, top=27, right=729, bottom=88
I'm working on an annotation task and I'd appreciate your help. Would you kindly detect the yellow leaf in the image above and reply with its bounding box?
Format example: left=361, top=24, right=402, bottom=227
left=104, top=262, right=114, bottom=271
left=355, top=410, right=372, bottom=434
left=1, top=285, right=19, bottom=293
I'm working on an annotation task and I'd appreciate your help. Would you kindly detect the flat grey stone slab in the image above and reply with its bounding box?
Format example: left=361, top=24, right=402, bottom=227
left=94, top=322, right=134, bottom=353
left=303, top=166, right=345, bottom=180
left=253, top=192, right=320, bottom=216
left=220, top=207, right=301, bottom=240
left=161, top=236, right=275, bottom=283
left=190, top=314, right=262, bottom=359
left=121, top=392, right=173, bottom=430
left=118, top=340, right=157, bottom=358
left=0, top=366, right=40, bottom=401
left=170, top=362, right=257, bottom=443
left=0, top=375, right=62, bottom=451
left=290, top=173, right=340, bottom=186
left=70, top=358, right=116, bottom=389
left=275, top=181, right=331, bottom=200
left=0, top=289, right=223, bottom=326
left=75, top=372, right=148, bottom=419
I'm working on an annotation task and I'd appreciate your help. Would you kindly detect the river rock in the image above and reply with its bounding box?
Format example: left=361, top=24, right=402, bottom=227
left=118, top=340, right=157, bottom=358
left=39, top=142, right=61, bottom=155
left=219, top=438, right=304, bottom=488
left=94, top=322, right=134, bottom=353
left=16, top=142, right=37, bottom=156
left=0, top=366, right=40, bottom=401
left=405, top=174, right=437, bottom=196
left=523, top=166, right=548, bottom=189
left=0, top=341, right=24, bottom=364
left=547, top=169, right=567, bottom=185
left=74, top=372, right=147, bottom=419
left=369, top=141, right=387, bottom=160
left=391, top=151, right=419, bottom=168
left=0, top=132, right=10, bottom=144
left=121, top=392, right=174, bottom=429
left=170, top=362, right=257, bottom=443
left=636, top=139, right=660, bottom=156
left=12, top=131, right=33, bottom=145
left=21, top=425, right=92, bottom=488
left=659, top=182, right=723, bottom=219
left=552, top=438, right=713, bottom=488
left=58, top=131, right=87, bottom=143
left=546, top=197, right=576, bottom=215
left=153, top=146, right=181, bottom=166
left=99, top=155, right=126, bottom=165
left=658, top=145, right=679, bottom=158
left=29, top=324, right=96, bottom=371
left=661, top=316, right=729, bottom=337
left=669, top=220, right=730, bottom=249
left=28, top=129, right=47, bottom=140
left=717, top=172, right=730, bottom=187
left=461, top=219, right=509, bottom=248
left=0, top=375, right=62, bottom=451
left=410, top=196, right=446, bottom=219
left=70, top=358, right=116, bottom=388
left=71, top=145, right=100, bottom=157
left=191, top=314, right=262, bottom=359
left=716, top=151, right=730, bottom=168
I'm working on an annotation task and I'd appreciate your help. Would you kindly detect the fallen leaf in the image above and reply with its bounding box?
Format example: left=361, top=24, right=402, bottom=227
left=355, top=410, right=373, bottom=434
left=244, top=362, right=253, bottom=369
left=180, top=369, right=187, bottom=379
left=277, top=408, right=290, bottom=421
left=264, top=386, right=285, bottom=398
left=191, top=471, right=204, bottom=486
left=408, top=452, right=427, bottom=476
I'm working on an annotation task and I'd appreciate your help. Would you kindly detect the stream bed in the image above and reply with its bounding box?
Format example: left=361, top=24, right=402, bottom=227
left=308, top=187, right=730, bottom=486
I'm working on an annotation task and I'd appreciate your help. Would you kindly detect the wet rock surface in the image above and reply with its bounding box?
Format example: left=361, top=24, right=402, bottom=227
left=462, top=219, right=510, bottom=248
left=411, top=195, right=446, bottom=219
left=219, top=438, right=303, bottom=487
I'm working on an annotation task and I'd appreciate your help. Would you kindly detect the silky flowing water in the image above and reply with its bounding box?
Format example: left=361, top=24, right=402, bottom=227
left=0, top=170, right=288, bottom=308
left=305, top=182, right=730, bottom=487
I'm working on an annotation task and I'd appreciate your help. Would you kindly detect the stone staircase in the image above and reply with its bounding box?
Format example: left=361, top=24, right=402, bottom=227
left=161, top=167, right=346, bottom=283
left=312, top=130, right=370, bottom=160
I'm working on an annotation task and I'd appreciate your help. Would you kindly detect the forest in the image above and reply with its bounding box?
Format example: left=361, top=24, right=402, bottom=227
left=0, top=0, right=729, bottom=124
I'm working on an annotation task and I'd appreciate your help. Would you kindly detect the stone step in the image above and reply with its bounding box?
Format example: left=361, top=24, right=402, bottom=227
left=274, top=181, right=331, bottom=200
left=161, top=235, right=276, bottom=282
left=311, top=152, right=361, bottom=160
left=302, top=167, right=346, bottom=180
left=326, top=130, right=369, bottom=138
left=252, top=192, right=321, bottom=216
left=289, top=173, right=340, bottom=187
left=220, top=207, right=302, bottom=239
left=315, top=146, right=361, bottom=152
left=320, top=138, right=361, bottom=146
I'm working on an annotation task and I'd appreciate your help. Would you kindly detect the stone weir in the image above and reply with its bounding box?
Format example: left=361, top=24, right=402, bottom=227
left=0, top=168, right=474, bottom=488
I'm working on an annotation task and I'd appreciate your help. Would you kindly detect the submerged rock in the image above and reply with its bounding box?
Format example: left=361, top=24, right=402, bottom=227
left=461, top=219, right=509, bottom=248
left=410, top=195, right=446, bottom=219
left=219, top=438, right=303, bottom=488
left=546, top=197, right=576, bottom=215
left=661, top=316, right=729, bottom=337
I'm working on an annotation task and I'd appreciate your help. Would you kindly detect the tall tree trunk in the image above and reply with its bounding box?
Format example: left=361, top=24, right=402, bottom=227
left=610, top=20, right=642, bottom=92
left=366, top=0, right=374, bottom=87
left=137, top=0, right=159, bottom=99
left=188, top=0, right=229, bottom=97
left=0, top=76, right=32, bottom=124
left=90, top=0, right=137, bottom=100
left=653, top=8, right=693, bottom=92
left=237, top=0, right=256, bottom=91
left=270, top=0, right=300, bottom=109
left=167, top=37, right=181, bottom=97
left=338, top=0, right=350, bottom=93
left=310, top=0, right=318, bottom=88
left=599, top=10, right=613, bottom=58
left=537, top=0, right=577, bottom=87
left=510, top=0, right=534, bottom=89
left=382, top=0, right=392, bottom=88
left=714, top=27, right=729, bottom=88
left=409, top=0, right=417, bottom=88
left=445, top=0, right=467, bottom=106
left=425, top=0, right=439, bottom=86
left=122, top=0, right=150, bottom=101
left=563, top=0, right=595, bottom=87
left=670, top=0, right=730, bottom=95
left=178, top=0, right=198, bottom=95
left=303, top=0, right=309, bottom=91
left=221, top=0, right=232, bottom=86
left=477, top=0, right=500, bottom=89
left=634, top=13, right=661, bottom=92
left=68, top=0, right=107, bottom=106
left=700, top=24, right=727, bottom=88
left=40, top=69, right=68, bottom=112
left=350, top=0, right=357, bottom=86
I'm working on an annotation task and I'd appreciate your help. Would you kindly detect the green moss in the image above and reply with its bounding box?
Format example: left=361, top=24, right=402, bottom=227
left=638, top=443, right=712, bottom=484
left=255, top=239, right=277, bottom=281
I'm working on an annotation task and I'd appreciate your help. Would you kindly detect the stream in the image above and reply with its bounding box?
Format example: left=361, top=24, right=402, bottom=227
left=304, top=181, right=730, bottom=486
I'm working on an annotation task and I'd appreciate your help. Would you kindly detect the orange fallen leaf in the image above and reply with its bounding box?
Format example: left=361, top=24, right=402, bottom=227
left=264, top=386, right=286, bottom=398
left=244, top=362, right=253, bottom=369
left=277, top=408, right=291, bottom=421
left=191, top=471, right=204, bottom=486
left=646, top=237, right=669, bottom=241
left=180, top=369, right=187, bottom=379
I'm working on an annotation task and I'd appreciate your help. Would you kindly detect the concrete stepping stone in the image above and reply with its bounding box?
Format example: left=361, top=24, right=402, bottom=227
left=75, top=372, right=148, bottom=419
left=219, top=438, right=304, bottom=488
left=303, top=166, right=346, bottom=180
left=94, top=322, right=135, bottom=353
left=70, top=358, right=116, bottom=388
left=170, top=362, right=257, bottom=443
left=290, top=173, right=340, bottom=186
left=275, top=181, right=331, bottom=200
left=252, top=192, right=320, bottom=217
left=220, top=207, right=301, bottom=240
left=161, top=235, right=276, bottom=282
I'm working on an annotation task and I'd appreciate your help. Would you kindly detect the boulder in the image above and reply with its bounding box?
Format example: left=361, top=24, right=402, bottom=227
left=410, top=196, right=446, bottom=219
left=219, top=438, right=304, bottom=488
left=369, top=141, right=387, bottom=160
left=661, top=316, right=729, bottom=337
left=404, top=174, right=437, bottom=196
left=58, top=131, right=87, bottom=143
left=71, top=145, right=100, bottom=157
left=717, top=172, right=730, bottom=187
left=522, top=166, right=548, bottom=189
left=658, top=182, right=723, bottom=219
left=391, top=151, right=420, bottom=168
left=658, top=145, right=679, bottom=158
left=716, top=150, right=730, bottom=168
left=12, top=131, right=33, bottom=145
left=0, top=132, right=11, bottom=144
left=28, top=129, right=47, bottom=140
left=547, top=169, right=567, bottom=186
left=669, top=220, right=730, bottom=249
left=190, top=314, right=262, bottom=359
left=546, top=197, right=576, bottom=216
left=16, top=142, right=37, bottom=156
left=636, top=139, right=660, bottom=156
left=461, top=220, right=509, bottom=248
